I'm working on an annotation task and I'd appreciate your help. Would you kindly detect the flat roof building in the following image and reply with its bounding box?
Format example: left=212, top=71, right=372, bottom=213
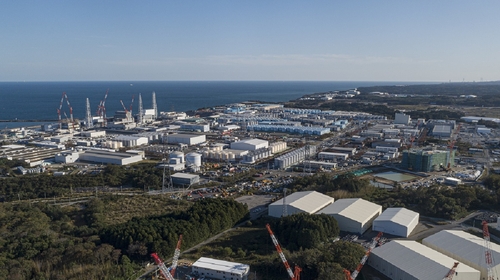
left=191, top=257, right=250, bottom=280
left=79, top=150, right=143, bottom=165
left=368, top=240, right=480, bottom=280
left=317, top=198, right=382, bottom=234
left=230, top=138, right=269, bottom=151
left=372, top=207, right=419, bottom=237
left=268, top=191, right=334, bottom=218
left=171, top=173, right=200, bottom=186
left=165, top=134, right=206, bottom=146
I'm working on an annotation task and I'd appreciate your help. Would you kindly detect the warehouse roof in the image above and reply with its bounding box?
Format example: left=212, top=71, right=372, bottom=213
left=317, top=198, right=381, bottom=224
left=374, top=207, right=419, bottom=226
left=423, top=230, right=500, bottom=270
left=234, top=138, right=268, bottom=145
left=270, top=191, right=334, bottom=214
left=371, top=240, right=478, bottom=279
left=171, top=173, right=199, bottom=179
left=192, top=257, right=249, bottom=276
left=167, top=134, right=204, bottom=139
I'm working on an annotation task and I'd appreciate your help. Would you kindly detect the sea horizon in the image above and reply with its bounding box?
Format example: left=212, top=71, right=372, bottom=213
left=0, top=80, right=432, bottom=129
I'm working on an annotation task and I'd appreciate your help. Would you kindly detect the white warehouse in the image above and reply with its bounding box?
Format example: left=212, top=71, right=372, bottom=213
left=165, top=134, right=206, bottom=146
left=318, top=152, right=349, bottom=161
left=317, top=198, right=382, bottom=234
left=230, top=138, right=269, bottom=151
left=191, top=257, right=250, bottom=280
left=423, top=230, right=500, bottom=280
left=368, top=240, right=480, bottom=280
left=268, top=191, right=334, bottom=218
left=372, top=207, right=419, bottom=237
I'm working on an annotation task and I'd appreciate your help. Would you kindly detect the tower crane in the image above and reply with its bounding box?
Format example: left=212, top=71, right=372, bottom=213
left=266, top=223, right=301, bottom=280
left=482, top=221, right=497, bottom=280
left=151, top=253, right=175, bottom=280
left=344, top=232, right=383, bottom=280
left=444, top=262, right=459, bottom=280
left=170, top=234, right=183, bottom=278
left=96, top=89, right=109, bottom=127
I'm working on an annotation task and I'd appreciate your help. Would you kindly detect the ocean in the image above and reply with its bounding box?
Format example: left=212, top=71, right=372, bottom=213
left=0, top=81, right=418, bottom=129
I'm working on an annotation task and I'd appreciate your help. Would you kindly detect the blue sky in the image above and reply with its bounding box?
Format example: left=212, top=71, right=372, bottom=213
left=1, top=1, right=499, bottom=82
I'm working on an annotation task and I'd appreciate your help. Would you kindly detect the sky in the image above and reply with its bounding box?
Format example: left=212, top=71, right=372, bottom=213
left=1, top=1, right=500, bottom=82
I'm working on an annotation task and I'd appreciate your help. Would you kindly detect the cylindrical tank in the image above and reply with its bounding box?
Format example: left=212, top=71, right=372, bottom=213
left=186, top=152, right=202, bottom=167
left=170, top=151, right=184, bottom=163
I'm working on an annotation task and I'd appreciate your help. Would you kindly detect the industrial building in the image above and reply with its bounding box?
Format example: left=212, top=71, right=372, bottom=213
left=318, top=152, right=349, bottom=161
left=191, top=257, right=250, bottom=280
left=79, top=150, right=143, bottom=165
left=114, top=135, right=149, bottom=147
left=171, top=173, right=200, bottom=186
left=422, top=230, right=500, bottom=280
left=274, top=146, right=317, bottom=169
left=368, top=240, right=480, bottom=280
left=164, top=134, right=206, bottom=146
left=372, top=207, right=419, bottom=237
left=0, top=144, right=61, bottom=167
left=432, top=124, right=453, bottom=138
left=230, top=138, right=269, bottom=151
left=268, top=191, right=334, bottom=218
left=55, top=151, right=80, bottom=164
left=317, top=198, right=382, bottom=234
left=394, top=112, right=411, bottom=125
left=401, top=149, right=454, bottom=172
left=329, top=147, right=357, bottom=156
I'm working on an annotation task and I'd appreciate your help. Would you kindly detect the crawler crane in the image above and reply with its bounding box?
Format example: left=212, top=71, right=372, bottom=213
left=266, top=223, right=301, bottom=280
left=344, top=232, right=383, bottom=280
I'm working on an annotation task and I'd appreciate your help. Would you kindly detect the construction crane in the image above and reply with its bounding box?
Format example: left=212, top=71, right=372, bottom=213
left=56, top=92, right=74, bottom=130
left=266, top=223, right=301, bottom=280
left=344, top=232, right=383, bottom=280
left=447, top=139, right=456, bottom=170
left=444, top=262, right=459, bottom=280
left=170, top=234, right=183, bottom=278
left=483, top=221, right=497, bottom=280
left=151, top=253, right=175, bottom=280
left=96, top=89, right=109, bottom=127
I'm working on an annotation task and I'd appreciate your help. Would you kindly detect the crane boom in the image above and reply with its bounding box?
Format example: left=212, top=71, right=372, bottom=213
left=170, top=234, right=183, bottom=277
left=151, top=253, right=175, bottom=280
left=444, top=262, right=459, bottom=280
left=266, top=223, right=295, bottom=279
left=345, top=232, right=383, bottom=280
left=483, top=221, right=496, bottom=280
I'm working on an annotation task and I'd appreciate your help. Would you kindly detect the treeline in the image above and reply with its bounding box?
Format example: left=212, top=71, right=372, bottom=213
left=0, top=163, right=164, bottom=201
left=0, top=203, right=139, bottom=280
left=270, top=213, right=339, bottom=251
left=249, top=214, right=363, bottom=280
left=101, top=198, right=248, bottom=260
left=0, top=198, right=248, bottom=279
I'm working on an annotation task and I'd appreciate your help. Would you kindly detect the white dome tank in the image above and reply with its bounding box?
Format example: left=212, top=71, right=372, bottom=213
left=170, top=151, right=184, bottom=163
left=186, top=152, right=202, bottom=167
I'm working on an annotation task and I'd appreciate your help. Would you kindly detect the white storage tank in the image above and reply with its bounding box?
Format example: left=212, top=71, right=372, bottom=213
left=186, top=152, right=202, bottom=167
left=170, top=151, right=184, bottom=163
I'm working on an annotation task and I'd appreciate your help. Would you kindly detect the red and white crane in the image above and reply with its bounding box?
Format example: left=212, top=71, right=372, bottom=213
left=483, top=221, right=497, bottom=280
left=151, top=253, right=175, bottom=280
left=170, top=234, right=183, bottom=278
left=56, top=92, right=74, bottom=130
left=344, top=232, right=383, bottom=280
left=96, top=89, right=109, bottom=127
left=444, top=262, right=459, bottom=280
left=266, top=223, right=301, bottom=280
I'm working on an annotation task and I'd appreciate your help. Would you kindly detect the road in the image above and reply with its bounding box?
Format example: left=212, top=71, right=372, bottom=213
left=408, top=211, right=481, bottom=241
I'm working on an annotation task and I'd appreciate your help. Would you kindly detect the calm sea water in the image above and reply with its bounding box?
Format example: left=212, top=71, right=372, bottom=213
left=0, top=81, right=417, bottom=128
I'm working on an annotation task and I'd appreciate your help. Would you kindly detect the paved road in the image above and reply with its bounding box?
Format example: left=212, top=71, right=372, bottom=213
left=409, top=211, right=481, bottom=241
